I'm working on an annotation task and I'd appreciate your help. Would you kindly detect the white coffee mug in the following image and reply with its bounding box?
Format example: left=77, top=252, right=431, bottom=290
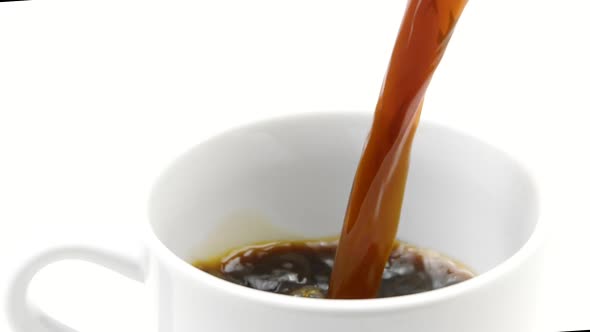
left=7, top=112, right=545, bottom=332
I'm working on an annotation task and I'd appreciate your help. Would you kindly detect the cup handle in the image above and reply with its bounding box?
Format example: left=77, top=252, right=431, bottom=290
left=6, top=240, right=146, bottom=332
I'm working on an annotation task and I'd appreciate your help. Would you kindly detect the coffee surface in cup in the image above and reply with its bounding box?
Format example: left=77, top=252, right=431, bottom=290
left=195, top=240, right=474, bottom=298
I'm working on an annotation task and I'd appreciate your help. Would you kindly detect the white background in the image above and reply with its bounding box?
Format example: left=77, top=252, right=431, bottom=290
left=1, top=0, right=589, bottom=331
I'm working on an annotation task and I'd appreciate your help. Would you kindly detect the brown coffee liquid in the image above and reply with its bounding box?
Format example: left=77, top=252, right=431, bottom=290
left=328, top=0, right=469, bottom=299
left=194, top=0, right=471, bottom=300
left=195, top=240, right=474, bottom=298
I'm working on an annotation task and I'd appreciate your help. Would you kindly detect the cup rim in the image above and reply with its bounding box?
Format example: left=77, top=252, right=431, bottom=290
left=144, top=111, right=546, bottom=313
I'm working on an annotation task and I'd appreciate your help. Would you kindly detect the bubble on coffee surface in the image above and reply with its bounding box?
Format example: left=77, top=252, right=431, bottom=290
left=194, top=240, right=474, bottom=298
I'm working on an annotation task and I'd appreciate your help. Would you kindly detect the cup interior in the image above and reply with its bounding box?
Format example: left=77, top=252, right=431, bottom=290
left=149, top=113, right=539, bottom=274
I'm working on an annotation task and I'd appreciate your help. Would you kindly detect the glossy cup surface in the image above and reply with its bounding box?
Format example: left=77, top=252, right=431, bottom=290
left=146, top=112, right=543, bottom=332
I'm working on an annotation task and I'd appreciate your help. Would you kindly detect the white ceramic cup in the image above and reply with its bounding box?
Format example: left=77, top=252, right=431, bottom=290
left=7, top=112, right=545, bottom=332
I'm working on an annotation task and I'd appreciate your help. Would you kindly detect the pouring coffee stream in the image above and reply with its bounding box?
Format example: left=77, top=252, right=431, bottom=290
left=328, top=0, right=469, bottom=299
left=194, top=0, right=472, bottom=300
